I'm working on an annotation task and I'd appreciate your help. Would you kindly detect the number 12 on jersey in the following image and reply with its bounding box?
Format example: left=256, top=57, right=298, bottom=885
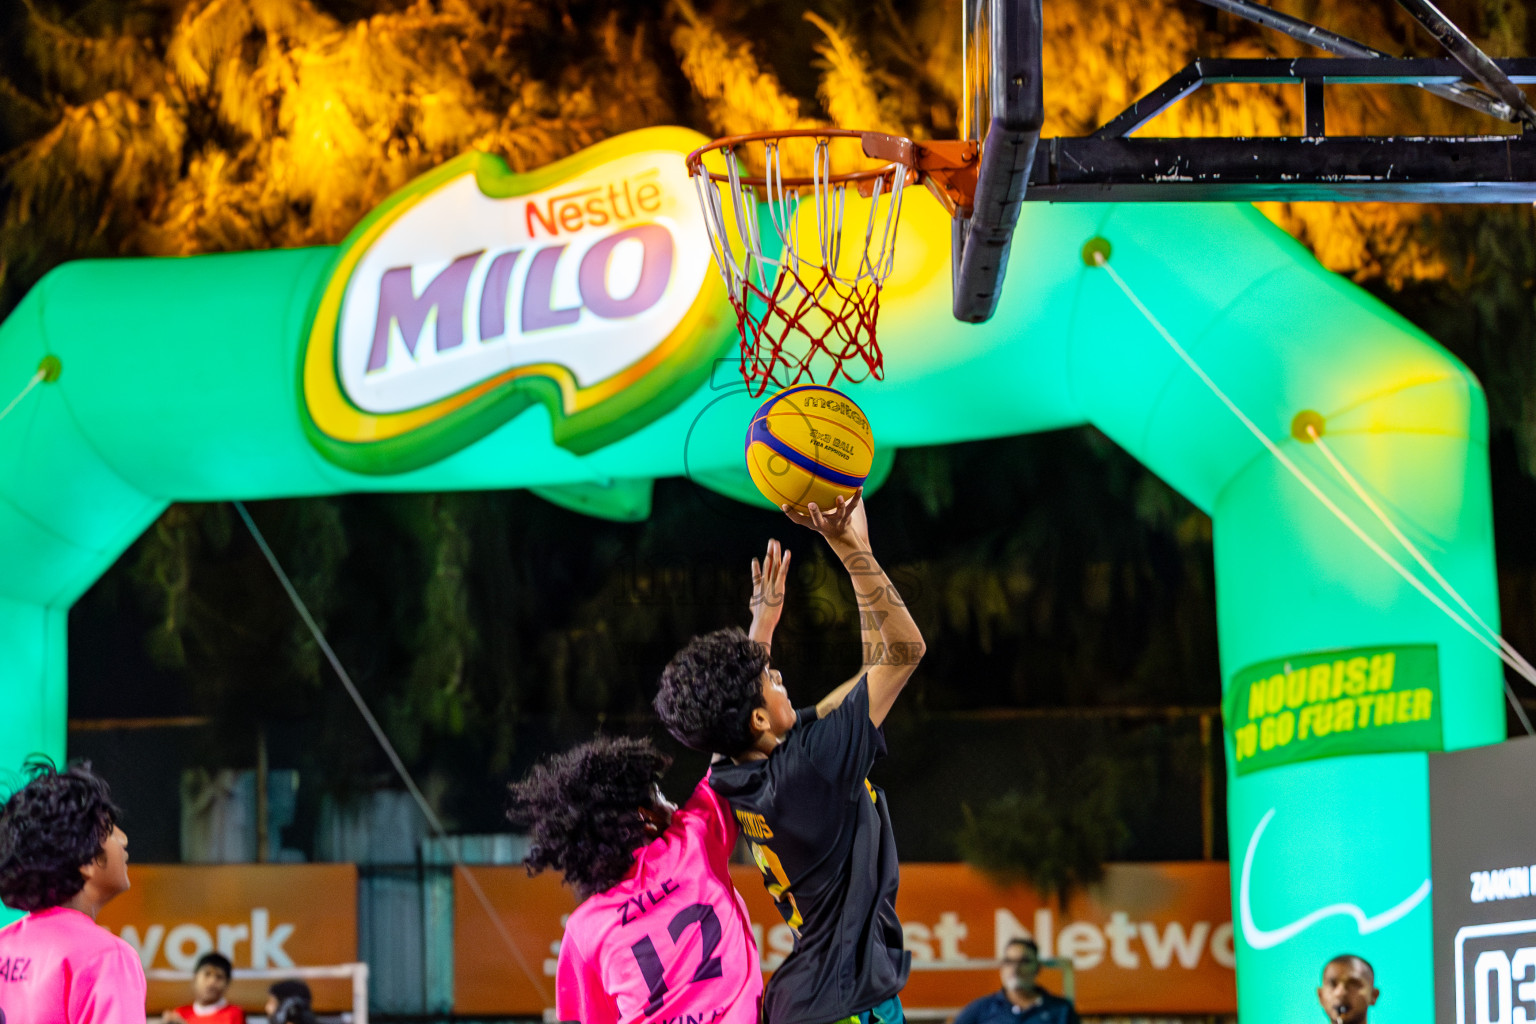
left=628, top=903, right=724, bottom=1015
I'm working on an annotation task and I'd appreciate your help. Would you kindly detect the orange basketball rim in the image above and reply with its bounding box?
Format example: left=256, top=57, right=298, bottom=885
left=686, top=129, right=979, bottom=397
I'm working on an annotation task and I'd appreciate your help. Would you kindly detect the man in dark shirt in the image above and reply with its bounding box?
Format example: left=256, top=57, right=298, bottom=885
left=952, top=938, right=1079, bottom=1024
left=654, top=490, right=925, bottom=1024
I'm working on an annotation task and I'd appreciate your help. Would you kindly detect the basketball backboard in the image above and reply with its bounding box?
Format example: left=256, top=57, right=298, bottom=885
left=689, top=0, right=1536, bottom=372
left=955, top=0, right=1043, bottom=324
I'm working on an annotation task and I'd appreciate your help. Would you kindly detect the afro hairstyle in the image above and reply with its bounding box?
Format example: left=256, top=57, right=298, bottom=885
left=653, top=627, right=768, bottom=757
left=0, top=758, right=122, bottom=912
left=505, top=736, right=672, bottom=900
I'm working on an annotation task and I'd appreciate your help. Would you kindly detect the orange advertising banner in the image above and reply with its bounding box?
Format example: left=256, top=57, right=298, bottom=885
left=95, top=864, right=358, bottom=1014
left=454, top=862, right=1235, bottom=1016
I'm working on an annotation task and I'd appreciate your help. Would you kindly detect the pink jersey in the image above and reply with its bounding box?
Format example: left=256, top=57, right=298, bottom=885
left=556, top=776, right=761, bottom=1024
left=0, top=906, right=147, bottom=1024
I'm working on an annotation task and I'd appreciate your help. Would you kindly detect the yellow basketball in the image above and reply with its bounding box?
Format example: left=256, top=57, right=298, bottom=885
left=745, top=385, right=875, bottom=514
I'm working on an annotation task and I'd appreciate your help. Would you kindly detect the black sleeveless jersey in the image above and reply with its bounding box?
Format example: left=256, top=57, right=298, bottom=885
left=709, top=678, right=908, bottom=1024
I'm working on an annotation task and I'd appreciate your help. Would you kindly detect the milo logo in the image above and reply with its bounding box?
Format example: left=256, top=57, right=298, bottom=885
left=358, top=222, right=675, bottom=380
left=302, top=127, right=731, bottom=474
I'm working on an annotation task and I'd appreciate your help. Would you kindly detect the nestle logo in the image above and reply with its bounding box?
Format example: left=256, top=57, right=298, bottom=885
left=525, top=171, right=664, bottom=239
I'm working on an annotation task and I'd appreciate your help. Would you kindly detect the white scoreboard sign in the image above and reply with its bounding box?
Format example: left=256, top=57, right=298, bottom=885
left=1432, top=736, right=1536, bottom=1024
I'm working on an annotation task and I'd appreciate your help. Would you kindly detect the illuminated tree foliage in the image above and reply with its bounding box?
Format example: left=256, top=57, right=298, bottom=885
left=3, top=0, right=1527, bottom=289
left=6, top=0, right=1534, bottom=862
left=955, top=741, right=1159, bottom=905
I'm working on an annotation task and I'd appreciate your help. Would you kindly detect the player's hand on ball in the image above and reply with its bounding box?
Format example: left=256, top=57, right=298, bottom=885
left=749, top=538, right=791, bottom=640
left=783, top=488, right=867, bottom=550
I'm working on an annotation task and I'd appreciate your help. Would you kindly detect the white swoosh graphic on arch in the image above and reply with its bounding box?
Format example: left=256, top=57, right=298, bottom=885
left=1240, top=807, right=1432, bottom=950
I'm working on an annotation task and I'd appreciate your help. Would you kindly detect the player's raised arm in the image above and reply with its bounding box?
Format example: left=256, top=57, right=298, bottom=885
left=782, top=489, right=924, bottom=727
left=746, top=538, right=791, bottom=656
left=745, top=537, right=862, bottom=721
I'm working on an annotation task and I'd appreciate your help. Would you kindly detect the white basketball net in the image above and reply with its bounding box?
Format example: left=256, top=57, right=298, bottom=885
left=691, top=136, right=908, bottom=396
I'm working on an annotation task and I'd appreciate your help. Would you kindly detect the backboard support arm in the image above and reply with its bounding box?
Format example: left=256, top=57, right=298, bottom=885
left=1186, top=0, right=1517, bottom=124
left=1393, top=0, right=1536, bottom=128
left=1032, top=57, right=1536, bottom=202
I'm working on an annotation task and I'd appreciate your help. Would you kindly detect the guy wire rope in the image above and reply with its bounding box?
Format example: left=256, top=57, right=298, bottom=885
left=1086, top=249, right=1536, bottom=693
left=233, top=501, right=552, bottom=1004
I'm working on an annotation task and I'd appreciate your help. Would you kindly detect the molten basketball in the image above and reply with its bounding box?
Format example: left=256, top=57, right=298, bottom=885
left=745, top=385, right=875, bottom=514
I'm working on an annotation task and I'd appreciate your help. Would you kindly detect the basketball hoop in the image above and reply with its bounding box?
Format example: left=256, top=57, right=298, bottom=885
left=686, top=129, right=977, bottom=396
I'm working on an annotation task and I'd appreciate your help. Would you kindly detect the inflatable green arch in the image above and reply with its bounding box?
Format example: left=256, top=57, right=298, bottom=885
left=0, top=127, right=1502, bottom=1021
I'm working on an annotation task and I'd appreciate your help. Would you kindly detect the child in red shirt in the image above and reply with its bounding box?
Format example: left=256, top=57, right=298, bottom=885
left=163, top=952, right=245, bottom=1024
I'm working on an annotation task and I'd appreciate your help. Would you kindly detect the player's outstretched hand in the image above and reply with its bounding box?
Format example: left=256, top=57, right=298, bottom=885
left=782, top=488, right=868, bottom=551
left=748, top=537, right=791, bottom=645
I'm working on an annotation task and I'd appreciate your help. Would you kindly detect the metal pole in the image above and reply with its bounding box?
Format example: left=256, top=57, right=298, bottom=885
left=255, top=722, right=269, bottom=864
left=1394, top=0, right=1536, bottom=128
left=1193, top=0, right=1392, bottom=57
left=1199, top=713, right=1215, bottom=861
left=1189, top=0, right=1519, bottom=123
left=354, top=962, right=370, bottom=1024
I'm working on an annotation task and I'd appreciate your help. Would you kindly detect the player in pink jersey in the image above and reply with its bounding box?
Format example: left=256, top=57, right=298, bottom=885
left=506, top=736, right=762, bottom=1024
left=0, top=759, right=146, bottom=1024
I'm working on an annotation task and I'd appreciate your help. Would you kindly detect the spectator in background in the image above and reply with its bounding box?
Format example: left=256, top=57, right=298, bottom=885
left=0, top=758, right=145, bottom=1024
left=265, top=980, right=317, bottom=1024
left=163, top=951, right=244, bottom=1024
left=951, top=937, right=1079, bottom=1024
left=1318, top=954, right=1378, bottom=1024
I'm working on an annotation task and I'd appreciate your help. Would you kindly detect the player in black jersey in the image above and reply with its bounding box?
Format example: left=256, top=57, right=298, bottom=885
left=654, top=490, right=925, bottom=1024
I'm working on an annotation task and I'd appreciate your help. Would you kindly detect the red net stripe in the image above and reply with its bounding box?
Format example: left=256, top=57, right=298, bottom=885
left=731, top=264, right=885, bottom=398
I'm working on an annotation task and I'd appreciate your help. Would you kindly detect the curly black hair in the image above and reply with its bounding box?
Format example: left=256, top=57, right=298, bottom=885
left=0, top=758, right=121, bottom=912
left=654, top=627, right=768, bottom=757
left=506, top=736, right=672, bottom=900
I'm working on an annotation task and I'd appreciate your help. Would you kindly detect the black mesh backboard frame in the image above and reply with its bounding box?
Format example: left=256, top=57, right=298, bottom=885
left=955, top=0, right=1044, bottom=324
left=954, top=0, right=1536, bottom=325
